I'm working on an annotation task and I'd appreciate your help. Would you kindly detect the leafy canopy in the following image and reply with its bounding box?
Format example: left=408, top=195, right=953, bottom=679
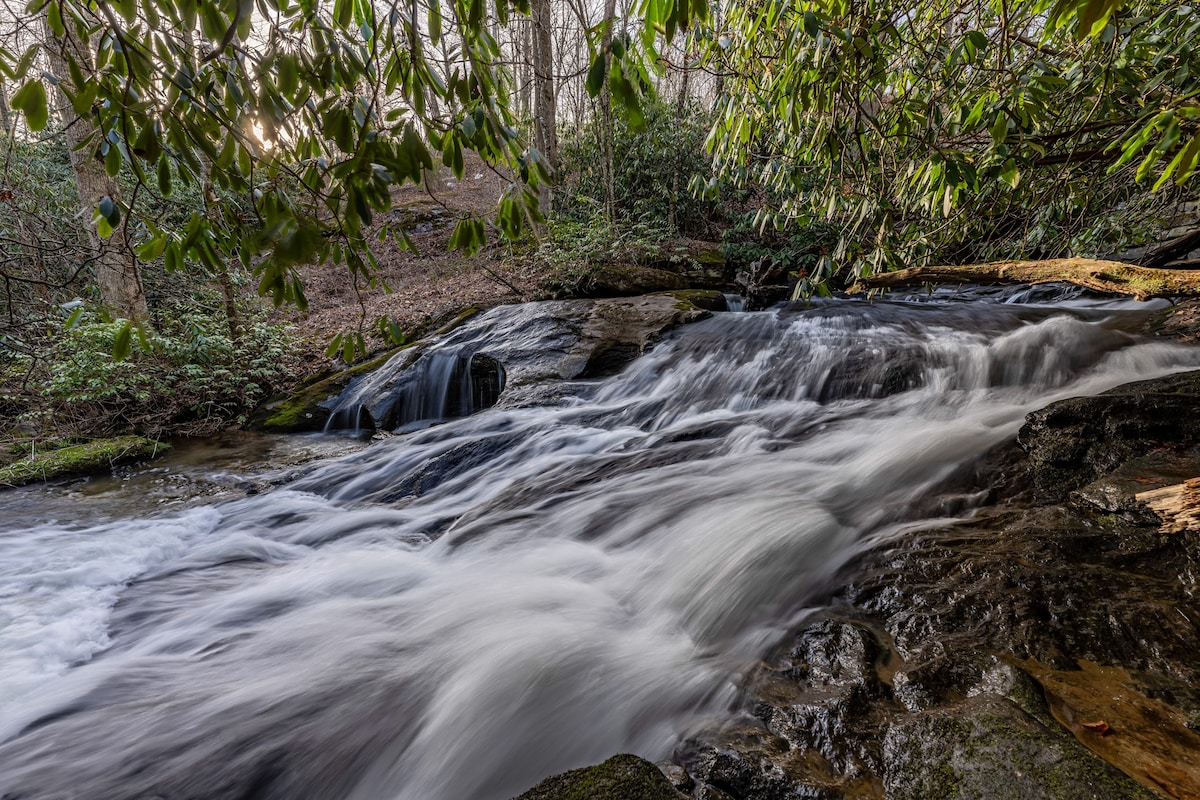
left=7, top=0, right=557, bottom=327
left=703, top=0, right=1200, bottom=285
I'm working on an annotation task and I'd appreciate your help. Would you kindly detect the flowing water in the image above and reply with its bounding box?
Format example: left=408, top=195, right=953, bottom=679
left=2, top=291, right=1198, bottom=800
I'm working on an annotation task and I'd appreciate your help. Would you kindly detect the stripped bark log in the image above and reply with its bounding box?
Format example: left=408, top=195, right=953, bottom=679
left=1136, top=478, right=1200, bottom=534
left=848, top=258, right=1200, bottom=301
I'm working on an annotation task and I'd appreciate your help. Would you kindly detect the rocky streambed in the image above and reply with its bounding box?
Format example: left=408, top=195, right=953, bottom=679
left=519, top=303, right=1200, bottom=800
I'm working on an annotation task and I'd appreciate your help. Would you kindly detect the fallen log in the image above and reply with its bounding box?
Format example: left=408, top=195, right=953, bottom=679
left=1136, top=478, right=1200, bottom=534
left=847, top=258, right=1200, bottom=300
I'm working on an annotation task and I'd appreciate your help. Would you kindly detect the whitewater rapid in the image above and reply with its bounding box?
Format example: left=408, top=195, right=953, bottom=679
left=1, top=292, right=1196, bottom=799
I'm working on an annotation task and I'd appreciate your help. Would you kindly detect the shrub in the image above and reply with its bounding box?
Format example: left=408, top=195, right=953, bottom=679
left=556, top=99, right=720, bottom=237
left=31, top=298, right=295, bottom=437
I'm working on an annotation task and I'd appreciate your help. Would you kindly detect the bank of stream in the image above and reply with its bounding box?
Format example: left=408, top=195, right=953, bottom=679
left=1, top=287, right=1199, bottom=799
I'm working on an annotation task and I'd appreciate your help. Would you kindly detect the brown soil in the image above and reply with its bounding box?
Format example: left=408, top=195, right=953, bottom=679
left=281, top=153, right=546, bottom=366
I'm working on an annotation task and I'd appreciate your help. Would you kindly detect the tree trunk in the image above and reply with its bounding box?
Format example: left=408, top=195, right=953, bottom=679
left=0, top=79, right=13, bottom=135
left=848, top=258, right=1200, bottom=300
left=530, top=0, right=557, bottom=212
left=42, top=18, right=149, bottom=321
left=598, top=0, right=618, bottom=221
left=518, top=17, right=533, bottom=119
left=669, top=55, right=690, bottom=231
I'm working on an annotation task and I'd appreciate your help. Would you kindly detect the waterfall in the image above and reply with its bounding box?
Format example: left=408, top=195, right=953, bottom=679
left=1, top=290, right=1196, bottom=800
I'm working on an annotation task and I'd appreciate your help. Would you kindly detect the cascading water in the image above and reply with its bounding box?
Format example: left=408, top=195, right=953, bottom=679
left=2, top=290, right=1198, bottom=800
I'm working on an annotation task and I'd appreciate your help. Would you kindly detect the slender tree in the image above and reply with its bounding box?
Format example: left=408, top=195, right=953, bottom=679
left=530, top=0, right=557, bottom=210
left=41, top=17, right=148, bottom=321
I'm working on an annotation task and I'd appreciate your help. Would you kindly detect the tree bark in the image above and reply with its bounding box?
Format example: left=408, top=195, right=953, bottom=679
left=848, top=258, right=1200, bottom=300
left=598, top=0, right=618, bottom=221
left=42, top=18, right=149, bottom=321
left=530, top=0, right=557, bottom=211
left=0, top=79, right=13, bottom=135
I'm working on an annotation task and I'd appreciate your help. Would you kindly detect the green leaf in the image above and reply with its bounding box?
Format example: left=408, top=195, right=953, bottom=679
left=46, top=0, right=64, bottom=36
left=325, top=332, right=344, bottom=358
left=157, top=156, right=173, bottom=196
left=803, top=10, right=819, bottom=39
left=98, top=195, right=120, bottom=226
left=137, top=235, right=168, bottom=260
left=1000, top=158, right=1020, bottom=189
left=586, top=52, right=606, bottom=97
left=989, top=110, right=1008, bottom=145
left=113, top=321, right=133, bottom=362
left=11, top=81, right=48, bottom=132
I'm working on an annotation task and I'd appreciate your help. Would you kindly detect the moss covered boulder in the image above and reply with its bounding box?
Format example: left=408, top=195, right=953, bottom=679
left=0, top=436, right=171, bottom=488
left=511, top=754, right=686, bottom=800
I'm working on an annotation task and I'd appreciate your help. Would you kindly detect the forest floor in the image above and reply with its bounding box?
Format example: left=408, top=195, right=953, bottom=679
left=279, top=154, right=548, bottom=371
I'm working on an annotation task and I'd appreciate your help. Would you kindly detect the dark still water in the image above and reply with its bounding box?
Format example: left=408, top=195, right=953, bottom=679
left=2, top=291, right=1196, bottom=799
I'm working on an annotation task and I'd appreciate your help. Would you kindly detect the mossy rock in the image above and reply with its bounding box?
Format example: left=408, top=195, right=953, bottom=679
left=582, top=266, right=690, bottom=297
left=511, top=754, right=686, bottom=800
left=664, top=289, right=728, bottom=312
left=0, top=436, right=171, bottom=488
left=883, top=696, right=1155, bottom=799
left=249, top=344, right=416, bottom=433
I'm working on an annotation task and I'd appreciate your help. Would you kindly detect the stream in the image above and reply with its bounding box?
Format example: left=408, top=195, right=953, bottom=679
left=2, top=290, right=1199, bottom=799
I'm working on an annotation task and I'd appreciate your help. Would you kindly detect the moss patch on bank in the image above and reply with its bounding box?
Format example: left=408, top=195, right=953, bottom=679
left=0, top=436, right=171, bottom=488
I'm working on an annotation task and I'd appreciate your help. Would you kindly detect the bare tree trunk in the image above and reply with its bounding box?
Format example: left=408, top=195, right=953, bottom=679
left=519, top=17, right=533, bottom=119
left=530, top=0, right=557, bottom=212
left=42, top=19, right=149, bottom=321
left=669, top=55, right=690, bottom=231
left=598, top=0, right=618, bottom=221
left=0, top=79, right=12, bottom=135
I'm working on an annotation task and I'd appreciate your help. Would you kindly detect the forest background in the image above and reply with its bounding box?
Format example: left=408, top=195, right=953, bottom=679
left=1, top=0, right=1198, bottom=466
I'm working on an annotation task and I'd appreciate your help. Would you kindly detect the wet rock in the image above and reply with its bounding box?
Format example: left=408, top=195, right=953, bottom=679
left=581, top=265, right=690, bottom=297
left=510, top=753, right=687, bottom=800
left=1140, top=298, right=1200, bottom=343
left=490, top=295, right=711, bottom=396
left=1018, top=369, right=1200, bottom=494
left=883, top=695, right=1154, bottom=799
left=656, top=760, right=693, bottom=791
left=656, top=368, right=1200, bottom=798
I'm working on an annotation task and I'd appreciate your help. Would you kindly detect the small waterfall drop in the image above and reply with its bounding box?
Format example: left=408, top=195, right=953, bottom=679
left=324, top=349, right=506, bottom=434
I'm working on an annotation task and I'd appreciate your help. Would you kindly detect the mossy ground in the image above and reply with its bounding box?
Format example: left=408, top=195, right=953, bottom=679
left=0, top=435, right=171, bottom=488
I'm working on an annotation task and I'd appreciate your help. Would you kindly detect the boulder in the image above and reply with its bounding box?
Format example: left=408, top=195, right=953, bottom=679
left=511, top=754, right=687, bottom=800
